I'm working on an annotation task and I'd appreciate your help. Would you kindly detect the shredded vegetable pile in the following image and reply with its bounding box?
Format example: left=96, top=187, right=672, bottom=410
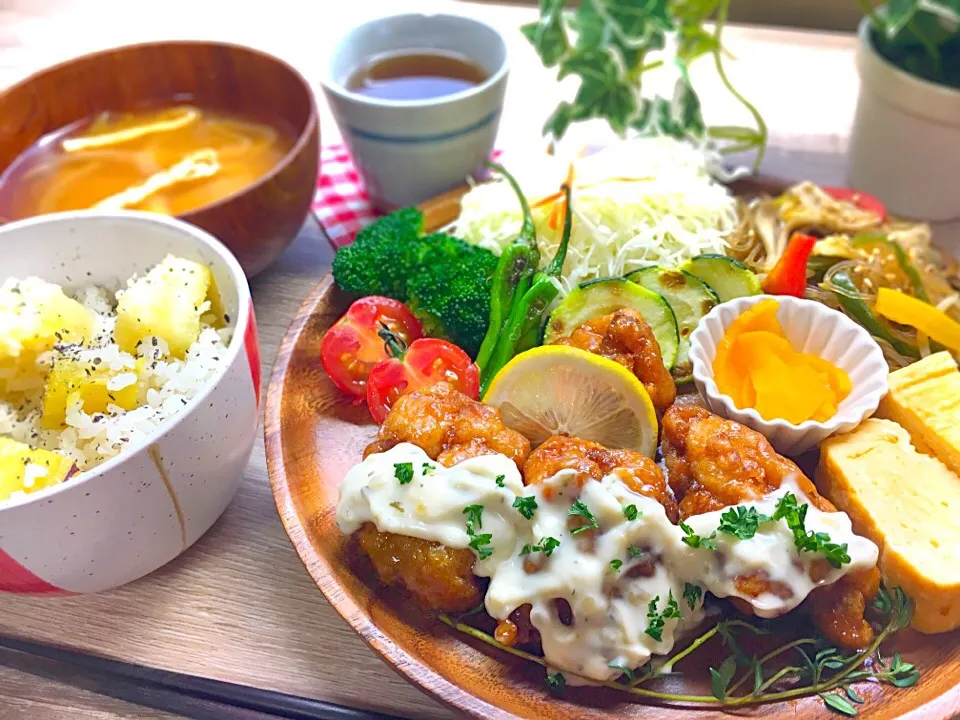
left=455, top=137, right=741, bottom=294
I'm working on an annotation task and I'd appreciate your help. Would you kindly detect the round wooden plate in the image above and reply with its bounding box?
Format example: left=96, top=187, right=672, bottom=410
left=265, top=179, right=960, bottom=720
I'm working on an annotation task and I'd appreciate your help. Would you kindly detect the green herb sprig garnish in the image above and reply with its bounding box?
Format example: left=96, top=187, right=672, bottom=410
left=610, top=559, right=623, bottom=572
left=679, top=520, right=717, bottom=550
left=463, top=505, right=493, bottom=560
left=645, top=591, right=682, bottom=642
left=439, top=585, right=919, bottom=717
left=545, top=672, right=566, bottom=693
left=717, top=506, right=770, bottom=540
left=495, top=474, right=506, bottom=488
left=513, top=496, right=539, bottom=520
left=623, top=504, right=639, bottom=521
left=681, top=496, right=851, bottom=569
left=683, top=583, right=703, bottom=611
left=569, top=499, right=599, bottom=535
left=520, top=537, right=561, bottom=557
left=393, top=462, right=414, bottom=485
left=773, top=493, right=851, bottom=568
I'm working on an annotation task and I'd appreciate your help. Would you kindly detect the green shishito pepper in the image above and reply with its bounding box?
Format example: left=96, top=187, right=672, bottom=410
left=829, top=270, right=920, bottom=359
left=480, top=185, right=574, bottom=396
left=475, top=163, right=541, bottom=370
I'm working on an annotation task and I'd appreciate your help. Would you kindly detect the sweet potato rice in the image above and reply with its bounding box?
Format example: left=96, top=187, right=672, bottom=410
left=0, top=255, right=231, bottom=502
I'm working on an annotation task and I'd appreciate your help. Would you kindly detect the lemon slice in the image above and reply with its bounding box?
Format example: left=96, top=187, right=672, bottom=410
left=483, top=345, right=659, bottom=457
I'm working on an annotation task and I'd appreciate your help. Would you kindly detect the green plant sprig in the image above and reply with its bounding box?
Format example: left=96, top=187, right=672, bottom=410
left=521, top=0, right=768, bottom=171
left=439, top=584, right=919, bottom=716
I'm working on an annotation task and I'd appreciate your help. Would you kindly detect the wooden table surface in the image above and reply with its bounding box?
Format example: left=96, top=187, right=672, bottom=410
left=0, top=2, right=955, bottom=719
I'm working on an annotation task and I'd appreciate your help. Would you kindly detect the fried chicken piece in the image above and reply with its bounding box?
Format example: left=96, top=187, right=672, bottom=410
left=356, top=383, right=529, bottom=613
left=808, top=567, right=881, bottom=651
left=355, top=523, right=482, bottom=612
left=495, top=435, right=679, bottom=647
left=661, top=404, right=881, bottom=650
left=552, top=308, right=676, bottom=415
left=523, top=435, right=678, bottom=523
left=661, top=404, right=833, bottom=518
left=364, top=382, right=530, bottom=470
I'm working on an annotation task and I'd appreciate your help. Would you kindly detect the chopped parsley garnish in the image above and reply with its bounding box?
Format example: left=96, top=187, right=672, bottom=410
left=610, top=558, right=623, bottom=572
left=468, top=533, right=494, bottom=560
left=645, top=590, right=682, bottom=642
left=717, top=506, right=771, bottom=540
left=673, top=495, right=848, bottom=568
left=773, top=493, right=851, bottom=568
left=463, top=505, right=493, bottom=560
left=393, top=462, right=414, bottom=485
left=622, top=504, right=639, bottom=521
left=569, top=499, right=599, bottom=535
left=545, top=672, right=566, bottom=693
left=421, top=462, right=436, bottom=475
left=520, top=536, right=561, bottom=557
left=628, top=545, right=645, bottom=558
left=607, top=661, right=634, bottom=681
left=463, top=504, right=484, bottom=534
left=513, top=495, right=538, bottom=520
left=495, top=474, right=505, bottom=488
left=679, top=520, right=717, bottom=550
left=683, top=582, right=703, bottom=610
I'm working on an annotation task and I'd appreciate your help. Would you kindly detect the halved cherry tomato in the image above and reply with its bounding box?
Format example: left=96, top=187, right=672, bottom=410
left=823, top=186, right=887, bottom=222
left=366, top=337, right=480, bottom=423
left=320, top=296, right=423, bottom=398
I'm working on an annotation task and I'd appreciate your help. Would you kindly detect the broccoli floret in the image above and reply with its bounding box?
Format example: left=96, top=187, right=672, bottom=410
left=331, top=207, right=424, bottom=300
left=331, top=209, right=497, bottom=357
left=406, top=238, right=498, bottom=358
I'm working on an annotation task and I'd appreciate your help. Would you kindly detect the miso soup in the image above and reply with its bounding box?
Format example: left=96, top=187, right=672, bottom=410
left=0, top=103, right=295, bottom=219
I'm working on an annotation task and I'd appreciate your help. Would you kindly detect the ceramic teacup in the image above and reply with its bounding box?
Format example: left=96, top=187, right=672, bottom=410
left=320, top=13, right=508, bottom=210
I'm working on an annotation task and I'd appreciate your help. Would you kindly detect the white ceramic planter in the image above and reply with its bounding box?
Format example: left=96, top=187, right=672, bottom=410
left=0, top=212, right=261, bottom=595
left=848, top=17, right=960, bottom=221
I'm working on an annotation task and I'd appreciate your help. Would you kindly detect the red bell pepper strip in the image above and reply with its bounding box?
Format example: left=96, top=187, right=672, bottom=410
left=762, top=233, right=818, bottom=297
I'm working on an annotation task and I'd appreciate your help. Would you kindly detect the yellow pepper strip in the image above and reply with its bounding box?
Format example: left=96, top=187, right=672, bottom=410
left=875, top=287, right=960, bottom=353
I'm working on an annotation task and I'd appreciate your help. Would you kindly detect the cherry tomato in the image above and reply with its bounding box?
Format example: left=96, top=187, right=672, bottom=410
left=366, top=338, right=480, bottom=423
left=823, top=186, right=887, bottom=222
left=320, top=296, right=423, bottom=398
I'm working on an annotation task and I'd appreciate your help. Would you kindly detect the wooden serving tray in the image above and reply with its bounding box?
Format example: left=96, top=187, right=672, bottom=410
left=265, top=179, right=960, bottom=720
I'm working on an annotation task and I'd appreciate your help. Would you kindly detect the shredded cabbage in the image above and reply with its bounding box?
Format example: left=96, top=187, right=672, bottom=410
left=455, top=137, right=740, bottom=294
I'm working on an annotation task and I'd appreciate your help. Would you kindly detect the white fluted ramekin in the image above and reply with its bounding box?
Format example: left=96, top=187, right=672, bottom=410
left=689, top=295, right=889, bottom=456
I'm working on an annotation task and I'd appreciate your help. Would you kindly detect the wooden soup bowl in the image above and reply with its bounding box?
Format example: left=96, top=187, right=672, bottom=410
left=0, top=41, right=320, bottom=278
left=266, top=181, right=960, bottom=719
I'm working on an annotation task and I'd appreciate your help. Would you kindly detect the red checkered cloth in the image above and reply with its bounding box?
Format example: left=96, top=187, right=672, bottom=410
left=313, top=145, right=377, bottom=250
left=313, top=144, right=501, bottom=250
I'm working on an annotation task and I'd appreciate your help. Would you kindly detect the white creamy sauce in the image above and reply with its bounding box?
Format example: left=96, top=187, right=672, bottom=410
left=336, top=443, right=525, bottom=573
left=671, top=478, right=879, bottom=617
left=337, top=445, right=879, bottom=685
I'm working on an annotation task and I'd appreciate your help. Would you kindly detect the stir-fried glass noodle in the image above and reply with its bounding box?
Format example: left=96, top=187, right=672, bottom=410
left=727, top=182, right=960, bottom=369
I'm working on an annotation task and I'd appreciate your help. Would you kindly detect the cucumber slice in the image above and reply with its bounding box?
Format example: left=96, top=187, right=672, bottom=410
left=544, top=278, right=680, bottom=370
left=681, top=254, right=762, bottom=303
left=626, top=267, right=718, bottom=383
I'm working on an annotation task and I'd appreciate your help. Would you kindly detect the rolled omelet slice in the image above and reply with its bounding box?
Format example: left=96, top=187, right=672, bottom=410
left=817, top=418, right=960, bottom=634
left=877, top=351, right=960, bottom=475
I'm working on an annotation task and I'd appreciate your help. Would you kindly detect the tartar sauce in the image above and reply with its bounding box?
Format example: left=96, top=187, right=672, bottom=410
left=337, top=444, right=879, bottom=685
